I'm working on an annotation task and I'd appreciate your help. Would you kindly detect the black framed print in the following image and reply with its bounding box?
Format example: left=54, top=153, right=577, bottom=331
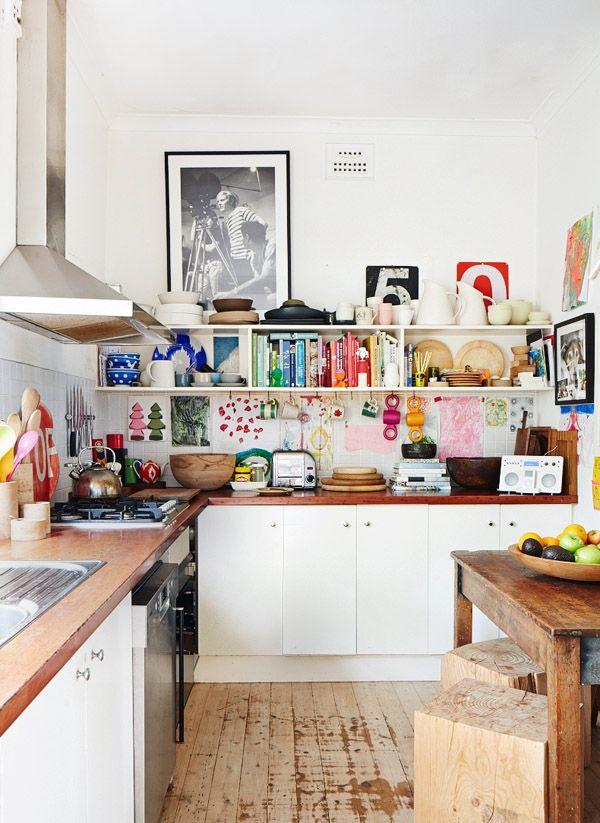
left=165, top=151, right=291, bottom=315
left=554, top=312, right=595, bottom=405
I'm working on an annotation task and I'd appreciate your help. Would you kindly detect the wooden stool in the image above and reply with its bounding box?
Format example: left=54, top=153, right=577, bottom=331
left=414, top=678, right=547, bottom=822
left=441, top=637, right=592, bottom=766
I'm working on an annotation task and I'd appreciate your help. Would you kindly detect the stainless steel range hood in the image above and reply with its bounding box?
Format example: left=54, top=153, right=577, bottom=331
left=0, top=0, right=172, bottom=345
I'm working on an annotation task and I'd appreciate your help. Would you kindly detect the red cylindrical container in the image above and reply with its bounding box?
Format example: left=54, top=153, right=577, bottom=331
left=106, top=433, right=124, bottom=449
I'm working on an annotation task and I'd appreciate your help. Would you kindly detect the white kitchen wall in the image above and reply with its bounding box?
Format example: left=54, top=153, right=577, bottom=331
left=535, top=61, right=600, bottom=525
left=105, top=117, right=538, bottom=310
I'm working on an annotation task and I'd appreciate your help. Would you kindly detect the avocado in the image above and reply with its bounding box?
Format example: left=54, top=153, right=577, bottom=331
left=521, top=538, right=543, bottom=557
left=542, top=546, right=575, bottom=562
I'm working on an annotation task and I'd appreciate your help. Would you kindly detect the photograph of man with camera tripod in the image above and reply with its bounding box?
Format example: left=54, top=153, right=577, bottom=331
left=179, top=166, right=277, bottom=313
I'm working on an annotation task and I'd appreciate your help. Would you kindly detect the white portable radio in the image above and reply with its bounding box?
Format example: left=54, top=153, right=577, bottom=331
left=498, top=455, right=564, bottom=495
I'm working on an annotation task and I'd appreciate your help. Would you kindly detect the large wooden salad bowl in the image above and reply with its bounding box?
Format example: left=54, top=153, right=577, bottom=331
left=508, top=543, right=600, bottom=582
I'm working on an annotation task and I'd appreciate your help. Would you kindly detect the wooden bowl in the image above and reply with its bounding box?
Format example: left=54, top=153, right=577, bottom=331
left=401, top=443, right=437, bottom=459
left=212, top=298, right=253, bottom=312
left=446, top=457, right=501, bottom=490
left=508, top=543, right=600, bottom=581
left=170, top=454, right=235, bottom=490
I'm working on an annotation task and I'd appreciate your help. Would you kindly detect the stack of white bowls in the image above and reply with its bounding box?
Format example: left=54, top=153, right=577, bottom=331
left=154, top=292, right=203, bottom=326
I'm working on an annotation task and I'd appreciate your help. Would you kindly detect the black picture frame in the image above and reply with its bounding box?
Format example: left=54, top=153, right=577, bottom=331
left=165, top=151, right=291, bottom=315
left=554, top=312, right=595, bottom=405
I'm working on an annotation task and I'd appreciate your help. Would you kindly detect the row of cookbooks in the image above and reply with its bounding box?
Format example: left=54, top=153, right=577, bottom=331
left=390, top=459, right=451, bottom=492
left=252, top=331, right=399, bottom=388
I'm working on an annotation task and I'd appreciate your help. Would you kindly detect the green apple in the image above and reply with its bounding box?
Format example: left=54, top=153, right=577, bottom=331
left=575, top=545, right=600, bottom=564
left=559, top=532, right=585, bottom=553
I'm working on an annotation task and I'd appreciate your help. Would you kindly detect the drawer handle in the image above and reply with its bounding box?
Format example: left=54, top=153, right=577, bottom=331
left=488, top=522, right=495, bottom=527
left=76, top=667, right=90, bottom=682
left=270, top=522, right=277, bottom=528
left=91, top=648, right=105, bottom=663
left=343, top=522, right=350, bottom=528
left=509, top=521, right=517, bottom=527
left=364, top=521, right=371, bottom=527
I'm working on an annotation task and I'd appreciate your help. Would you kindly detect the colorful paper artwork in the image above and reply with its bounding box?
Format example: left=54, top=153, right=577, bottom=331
left=344, top=424, right=396, bottom=454
left=484, top=398, right=508, bottom=427
left=171, top=396, right=210, bottom=447
left=593, top=456, right=600, bottom=510
left=562, top=211, right=593, bottom=311
left=127, top=396, right=170, bottom=442
left=436, top=397, right=483, bottom=461
left=457, top=262, right=509, bottom=303
left=213, top=336, right=240, bottom=372
left=299, top=397, right=333, bottom=475
left=560, top=404, right=595, bottom=467
left=214, top=397, right=268, bottom=447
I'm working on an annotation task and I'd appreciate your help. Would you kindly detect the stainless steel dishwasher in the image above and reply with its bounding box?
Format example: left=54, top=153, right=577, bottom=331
left=132, top=562, right=178, bottom=823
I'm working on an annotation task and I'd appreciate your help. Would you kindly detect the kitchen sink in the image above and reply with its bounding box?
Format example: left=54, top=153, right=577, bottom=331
left=0, top=560, right=105, bottom=648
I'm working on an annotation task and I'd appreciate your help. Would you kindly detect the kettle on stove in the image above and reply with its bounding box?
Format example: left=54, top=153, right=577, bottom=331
left=68, top=446, right=123, bottom=499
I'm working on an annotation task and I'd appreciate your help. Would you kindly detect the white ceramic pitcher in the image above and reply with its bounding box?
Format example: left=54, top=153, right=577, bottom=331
left=416, top=280, right=461, bottom=325
left=456, top=281, right=495, bottom=325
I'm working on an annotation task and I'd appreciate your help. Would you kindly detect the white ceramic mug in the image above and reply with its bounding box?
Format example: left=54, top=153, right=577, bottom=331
left=336, top=302, right=355, bottom=322
left=145, top=359, right=175, bottom=388
left=393, top=305, right=414, bottom=325
left=281, top=401, right=300, bottom=420
left=355, top=306, right=374, bottom=325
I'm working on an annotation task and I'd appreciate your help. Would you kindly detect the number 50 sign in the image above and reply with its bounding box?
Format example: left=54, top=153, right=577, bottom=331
left=31, top=404, right=60, bottom=501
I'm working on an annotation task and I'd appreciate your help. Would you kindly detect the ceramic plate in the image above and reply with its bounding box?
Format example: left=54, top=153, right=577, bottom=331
left=508, top=543, right=600, bottom=581
left=453, top=340, right=505, bottom=377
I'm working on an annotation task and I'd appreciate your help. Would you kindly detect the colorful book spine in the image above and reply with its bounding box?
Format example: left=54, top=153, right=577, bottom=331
left=282, top=340, right=291, bottom=387
left=297, top=340, right=306, bottom=387
left=309, top=340, right=319, bottom=387
left=290, top=342, right=297, bottom=387
left=256, top=336, right=264, bottom=386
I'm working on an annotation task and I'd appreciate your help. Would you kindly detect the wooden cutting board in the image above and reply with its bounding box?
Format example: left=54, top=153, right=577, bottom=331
left=131, top=487, right=202, bottom=501
left=513, top=410, right=529, bottom=455
left=325, top=475, right=384, bottom=486
left=333, top=466, right=378, bottom=476
left=321, top=482, right=387, bottom=493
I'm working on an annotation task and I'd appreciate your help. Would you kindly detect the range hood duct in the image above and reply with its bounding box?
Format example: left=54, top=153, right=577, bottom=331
left=0, top=0, right=172, bottom=345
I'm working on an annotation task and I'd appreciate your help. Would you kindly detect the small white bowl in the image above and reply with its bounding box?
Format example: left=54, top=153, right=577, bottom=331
left=193, top=373, right=213, bottom=386
left=219, top=373, right=242, bottom=384
left=158, top=292, right=200, bottom=305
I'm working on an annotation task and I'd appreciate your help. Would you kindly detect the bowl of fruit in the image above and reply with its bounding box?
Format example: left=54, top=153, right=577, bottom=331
left=509, top=524, right=600, bottom=581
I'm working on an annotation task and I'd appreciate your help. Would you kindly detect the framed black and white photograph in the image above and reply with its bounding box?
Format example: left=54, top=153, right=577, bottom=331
left=366, top=265, right=419, bottom=304
left=165, top=151, right=290, bottom=315
left=554, top=312, right=595, bottom=405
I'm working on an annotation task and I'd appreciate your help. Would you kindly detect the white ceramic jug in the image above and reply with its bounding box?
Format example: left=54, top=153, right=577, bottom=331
left=416, top=280, right=461, bottom=326
left=456, top=281, right=495, bottom=325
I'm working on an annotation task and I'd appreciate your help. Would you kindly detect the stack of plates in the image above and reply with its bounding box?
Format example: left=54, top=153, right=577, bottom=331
left=321, top=467, right=386, bottom=492
left=154, top=303, right=203, bottom=326
left=208, top=310, right=259, bottom=325
left=443, top=370, right=482, bottom=387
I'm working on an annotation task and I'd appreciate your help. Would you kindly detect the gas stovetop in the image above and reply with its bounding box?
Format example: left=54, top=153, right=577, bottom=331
left=51, top=498, right=188, bottom=529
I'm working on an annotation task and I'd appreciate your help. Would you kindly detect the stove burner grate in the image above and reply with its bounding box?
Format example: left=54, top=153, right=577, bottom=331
left=51, top=498, right=180, bottom=524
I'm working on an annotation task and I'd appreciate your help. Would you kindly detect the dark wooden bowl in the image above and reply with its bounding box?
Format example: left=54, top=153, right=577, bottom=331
left=401, top=443, right=437, bottom=459
left=446, top=457, right=502, bottom=490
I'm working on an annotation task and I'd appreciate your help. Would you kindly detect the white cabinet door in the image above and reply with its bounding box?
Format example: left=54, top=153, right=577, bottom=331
left=85, top=594, right=134, bottom=823
left=428, top=505, right=501, bottom=654
left=500, top=504, right=573, bottom=549
left=0, top=650, right=88, bottom=823
left=199, top=505, right=284, bottom=654
left=283, top=506, right=356, bottom=655
left=357, top=505, right=428, bottom=654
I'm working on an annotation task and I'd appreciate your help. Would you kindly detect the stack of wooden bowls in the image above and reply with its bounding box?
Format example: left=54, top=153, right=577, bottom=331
left=320, top=467, right=386, bottom=492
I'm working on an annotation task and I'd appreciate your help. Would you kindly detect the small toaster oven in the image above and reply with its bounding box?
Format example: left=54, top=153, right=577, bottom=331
left=271, top=450, right=317, bottom=488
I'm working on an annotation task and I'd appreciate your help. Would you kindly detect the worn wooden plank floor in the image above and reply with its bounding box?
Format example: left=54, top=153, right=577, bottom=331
left=160, top=681, right=600, bottom=822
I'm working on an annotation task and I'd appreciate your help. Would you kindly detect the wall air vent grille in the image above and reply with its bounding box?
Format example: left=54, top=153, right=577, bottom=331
left=326, top=144, right=374, bottom=179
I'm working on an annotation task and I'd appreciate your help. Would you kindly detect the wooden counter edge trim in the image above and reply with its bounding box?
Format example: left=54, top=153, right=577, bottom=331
left=0, top=497, right=209, bottom=737
left=203, top=490, right=578, bottom=506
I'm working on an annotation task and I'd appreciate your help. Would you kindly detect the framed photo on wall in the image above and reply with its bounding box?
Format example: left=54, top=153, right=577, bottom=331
left=554, top=312, right=595, bottom=405
left=165, top=151, right=291, bottom=315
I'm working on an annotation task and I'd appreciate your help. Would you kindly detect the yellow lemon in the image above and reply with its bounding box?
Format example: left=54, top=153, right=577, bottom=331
left=561, top=524, right=588, bottom=544
left=542, top=536, right=559, bottom=547
left=518, top=532, right=543, bottom=550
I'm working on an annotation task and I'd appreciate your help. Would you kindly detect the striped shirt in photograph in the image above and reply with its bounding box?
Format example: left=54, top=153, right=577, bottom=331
left=226, top=206, right=260, bottom=259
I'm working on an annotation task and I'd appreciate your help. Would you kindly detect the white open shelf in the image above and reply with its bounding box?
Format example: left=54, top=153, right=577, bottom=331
left=100, top=322, right=553, bottom=394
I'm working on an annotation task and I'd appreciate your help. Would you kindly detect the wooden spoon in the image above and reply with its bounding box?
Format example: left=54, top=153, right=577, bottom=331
left=19, top=388, right=40, bottom=436
left=6, top=412, right=21, bottom=440
left=26, top=409, right=42, bottom=433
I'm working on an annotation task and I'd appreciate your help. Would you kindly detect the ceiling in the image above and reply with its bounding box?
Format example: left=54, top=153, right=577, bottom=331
left=68, top=0, right=600, bottom=123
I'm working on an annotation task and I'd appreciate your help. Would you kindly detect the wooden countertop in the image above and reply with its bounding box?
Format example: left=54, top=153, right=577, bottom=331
left=0, top=487, right=576, bottom=735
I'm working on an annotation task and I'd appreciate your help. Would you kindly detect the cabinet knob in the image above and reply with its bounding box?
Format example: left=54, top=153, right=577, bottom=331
left=343, top=522, right=350, bottom=528
left=509, top=521, right=517, bottom=527
left=91, top=648, right=105, bottom=662
left=488, top=522, right=495, bottom=527
left=76, top=667, right=91, bottom=681
left=364, top=521, right=371, bottom=527
left=270, top=522, right=277, bottom=528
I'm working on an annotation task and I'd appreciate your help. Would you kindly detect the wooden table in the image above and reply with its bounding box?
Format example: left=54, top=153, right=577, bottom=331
left=452, top=550, right=600, bottom=823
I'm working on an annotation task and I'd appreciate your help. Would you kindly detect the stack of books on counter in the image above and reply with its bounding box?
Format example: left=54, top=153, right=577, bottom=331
left=389, top=459, right=450, bottom=493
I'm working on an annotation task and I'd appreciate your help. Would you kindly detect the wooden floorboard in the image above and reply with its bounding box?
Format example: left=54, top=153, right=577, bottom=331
left=161, top=680, right=600, bottom=822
